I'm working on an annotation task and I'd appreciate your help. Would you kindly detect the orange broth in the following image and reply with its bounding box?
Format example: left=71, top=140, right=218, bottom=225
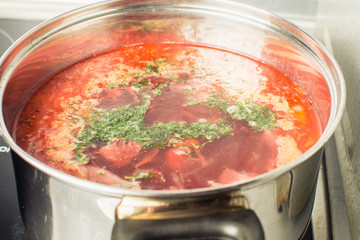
left=15, top=43, right=322, bottom=190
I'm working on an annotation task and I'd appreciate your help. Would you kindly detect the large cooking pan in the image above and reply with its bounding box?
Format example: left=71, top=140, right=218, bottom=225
left=0, top=0, right=345, bottom=239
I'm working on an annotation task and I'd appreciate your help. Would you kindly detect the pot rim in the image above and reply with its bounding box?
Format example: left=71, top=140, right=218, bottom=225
left=0, top=0, right=346, bottom=198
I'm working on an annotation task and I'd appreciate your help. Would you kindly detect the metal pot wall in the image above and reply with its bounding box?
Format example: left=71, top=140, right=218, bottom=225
left=0, top=1, right=345, bottom=239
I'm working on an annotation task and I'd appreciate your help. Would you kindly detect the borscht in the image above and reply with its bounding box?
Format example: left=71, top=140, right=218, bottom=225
left=14, top=43, right=322, bottom=190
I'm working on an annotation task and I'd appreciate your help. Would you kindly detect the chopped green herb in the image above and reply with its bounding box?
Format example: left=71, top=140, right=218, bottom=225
left=183, top=88, right=196, bottom=95
left=145, top=63, right=159, bottom=74
left=125, top=171, right=157, bottom=180
left=73, top=59, right=277, bottom=163
left=75, top=97, right=232, bottom=151
left=75, top=149, right=90, bottom=164
left=187, top=92, right=277, bottom=132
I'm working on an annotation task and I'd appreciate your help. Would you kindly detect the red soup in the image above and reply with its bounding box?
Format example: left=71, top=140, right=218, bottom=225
left=15, top=43, right=322, bottom=190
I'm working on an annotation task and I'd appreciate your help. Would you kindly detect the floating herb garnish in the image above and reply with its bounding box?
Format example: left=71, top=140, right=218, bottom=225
left=74, top=59, right=277, bottom=163
left=186, top=92, right=277, bottom=132
left=74, top=96, right=233, bottom=161
left=125, top=170, right=158, bottom=181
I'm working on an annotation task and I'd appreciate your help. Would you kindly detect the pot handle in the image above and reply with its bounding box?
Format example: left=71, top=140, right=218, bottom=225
left=111, top=195, right=264, bottom=240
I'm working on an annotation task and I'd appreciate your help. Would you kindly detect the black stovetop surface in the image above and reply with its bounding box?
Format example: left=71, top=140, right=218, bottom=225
left=0, top=138, right=27, bottom=240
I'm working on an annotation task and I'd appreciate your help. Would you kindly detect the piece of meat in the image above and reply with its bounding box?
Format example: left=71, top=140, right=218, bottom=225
left=165, top=147, right=193, bottom=171
left=97, top=140, right=142, bottom=167
left=216, top=168, right=257, bottom=185
left=79, top=165, right=138, bottom=188
left=97, top=87, right=138, bottom=110
left=144, top=84, right=225, bottom=125
left=201, top=121, right=278, bottom=174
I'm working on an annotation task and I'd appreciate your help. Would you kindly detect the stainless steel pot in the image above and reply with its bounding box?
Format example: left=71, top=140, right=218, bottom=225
left=0, top=0, right=345, bottom=239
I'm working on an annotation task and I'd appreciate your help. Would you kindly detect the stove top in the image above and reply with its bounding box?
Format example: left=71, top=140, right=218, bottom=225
left=0, top=138, right=27, bottom=239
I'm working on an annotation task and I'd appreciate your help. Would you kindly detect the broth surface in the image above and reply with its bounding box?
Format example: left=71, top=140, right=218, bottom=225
left=15, top=43, right=322, bottom=190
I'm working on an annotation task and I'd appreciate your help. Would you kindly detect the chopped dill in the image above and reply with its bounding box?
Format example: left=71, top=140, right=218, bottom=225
left=75, top=97, right=233, bottom=151
left=125, top=171, right=157, bottom=180
left=186, top=92, right=277, bottom=132
left=73, top=58, right=277, bottom=163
